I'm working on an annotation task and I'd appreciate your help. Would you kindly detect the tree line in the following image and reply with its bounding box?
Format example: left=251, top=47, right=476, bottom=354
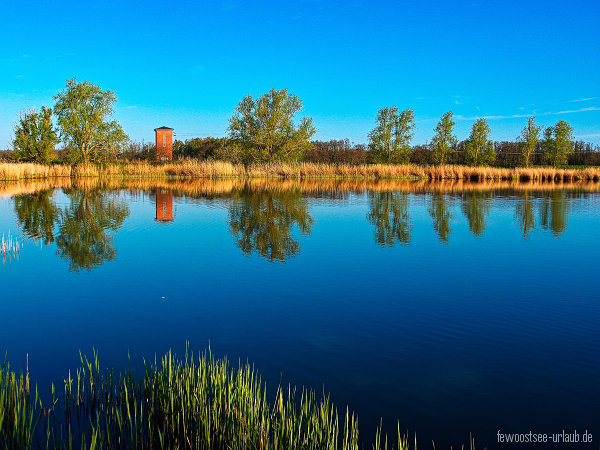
left=12, top=79, right=128, bottom=165
left=9, top=81, right=600, bottom=167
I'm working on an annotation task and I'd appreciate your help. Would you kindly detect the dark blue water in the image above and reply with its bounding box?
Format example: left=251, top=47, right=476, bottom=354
left=1, top=180, right=599, bottom=449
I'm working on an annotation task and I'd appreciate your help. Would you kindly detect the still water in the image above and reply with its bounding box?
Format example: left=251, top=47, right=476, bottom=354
left=1, top=179, right=599, bottom=448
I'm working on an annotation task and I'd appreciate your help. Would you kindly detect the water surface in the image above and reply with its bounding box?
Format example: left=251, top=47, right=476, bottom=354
left=1, top=179, right=599, bottom=448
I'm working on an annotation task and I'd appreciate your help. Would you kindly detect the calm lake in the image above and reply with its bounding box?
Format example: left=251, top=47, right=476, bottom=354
left=1, top=179, right=599, bottom=448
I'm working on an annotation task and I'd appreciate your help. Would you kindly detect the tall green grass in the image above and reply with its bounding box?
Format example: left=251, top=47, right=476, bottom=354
left=0, top=349, right=478, bottom=449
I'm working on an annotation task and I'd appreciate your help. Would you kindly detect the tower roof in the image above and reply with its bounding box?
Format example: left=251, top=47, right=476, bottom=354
left=154, top=126, right=174, bottom=131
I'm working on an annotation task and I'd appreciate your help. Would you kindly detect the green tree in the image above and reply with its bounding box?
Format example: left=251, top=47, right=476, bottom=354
left=367, top=192, right=411, bottom=245
left=542, top=126, right=554, bottom=163
left=53, top=79, right=128, bottom=164
left=368, top=107, right=415, bottom=163
left=519, top=116, right=542, bottom=167
left=227, top=88, right=316, bottom=163
left=12, top=107, right=58, bottom=164
left=464, top=118, right=495, bottom=166
left=228, top=186, right=314, bottom=262
left=431, top=111, right=457, bottom=165
left=545, top=120, right=574, bottom=167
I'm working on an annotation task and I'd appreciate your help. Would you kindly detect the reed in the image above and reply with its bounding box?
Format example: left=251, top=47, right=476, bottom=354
left=0, top=349, right=478, bottom=449
left=1, top=231, right=21, bottom=262
left=2, top=160, right=600, bottom=183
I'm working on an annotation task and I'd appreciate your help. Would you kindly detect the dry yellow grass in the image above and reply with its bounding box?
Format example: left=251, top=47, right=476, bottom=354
left=1, top=161, right=600, bottom=182
left=0, top=163, right=72, bottom=180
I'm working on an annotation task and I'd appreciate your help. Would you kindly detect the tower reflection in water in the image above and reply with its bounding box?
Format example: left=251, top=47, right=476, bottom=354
left=155, top=189, right=174, bottom=223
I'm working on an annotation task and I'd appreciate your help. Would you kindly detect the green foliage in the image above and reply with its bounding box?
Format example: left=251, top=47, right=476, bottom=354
left=464, top=119, right=495, bottom=166
left=53, top=79, right=129, bottom=164
left=368, top=107, right=415, bottom=164
left=228, top=89, right=316, bottom=164
left=431, top=111, right=457, bottom=165
left=544, top=120, right=574, bottom=167
left=542, top=126, right=554, bottom=164
left=176, top=137, right=228, bottom=160
left=12, top=107, right=58, bottom=164
left=519, top=116, right=542, bottom=167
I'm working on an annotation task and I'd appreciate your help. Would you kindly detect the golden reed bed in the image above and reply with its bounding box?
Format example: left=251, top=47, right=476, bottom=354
left=1, top=161, right=600, bottom=183
left=2, top=177, right=600, bottom=199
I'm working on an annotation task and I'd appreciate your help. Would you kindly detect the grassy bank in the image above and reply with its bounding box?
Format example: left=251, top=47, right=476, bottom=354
left=0, top=350, right=478, bottom=449
left=1, top=160, right=600, bottom=182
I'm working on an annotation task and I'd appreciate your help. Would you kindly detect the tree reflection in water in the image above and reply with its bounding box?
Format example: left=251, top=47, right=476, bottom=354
left=539, top=190, right=569, bottom=236
left=56, top=190, right=129, bottom=271
left=515, top=191, right=536, bottom=238
left=367, top=192, right=411, bottom=246
left=14, top=189, right=60, bottom=245
left=11, top=182, right=578, bottom=268
left=428, top=191, right=452, bottom=243
left=14, top=188, right=130, bottom=271
left=228, top=187, right=314, bottom=262
left=461, top=190, right=493, bottom=237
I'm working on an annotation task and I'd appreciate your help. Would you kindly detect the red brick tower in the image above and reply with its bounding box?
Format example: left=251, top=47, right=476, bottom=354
left=156, top=189, right=174, bottom=222
left=155, top=126, right=174, bottom=161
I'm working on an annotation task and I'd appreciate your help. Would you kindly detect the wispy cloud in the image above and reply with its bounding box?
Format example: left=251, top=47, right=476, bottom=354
left=571, top=97, right=598, bottom=102
left=577, top=133, right=600, bottom=138
left=456, top=106, right=600, bottom=121
left=455, top=113, right=530, bottom=121
left=554, top=106, right=600, bottom=114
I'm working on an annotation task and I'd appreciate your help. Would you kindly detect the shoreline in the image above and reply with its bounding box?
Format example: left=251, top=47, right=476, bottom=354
left=2, top=161, right=600, bottom=183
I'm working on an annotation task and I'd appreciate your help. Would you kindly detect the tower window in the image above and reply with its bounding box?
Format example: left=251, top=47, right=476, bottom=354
left=163, top=133, right=166, bottom=147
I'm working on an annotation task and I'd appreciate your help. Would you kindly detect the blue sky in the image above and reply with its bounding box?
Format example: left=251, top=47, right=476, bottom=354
left=1, top=0, right=599, bottom=148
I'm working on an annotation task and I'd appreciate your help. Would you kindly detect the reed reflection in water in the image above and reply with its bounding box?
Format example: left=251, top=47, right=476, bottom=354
left=3, top=178, right=591, bottom=269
